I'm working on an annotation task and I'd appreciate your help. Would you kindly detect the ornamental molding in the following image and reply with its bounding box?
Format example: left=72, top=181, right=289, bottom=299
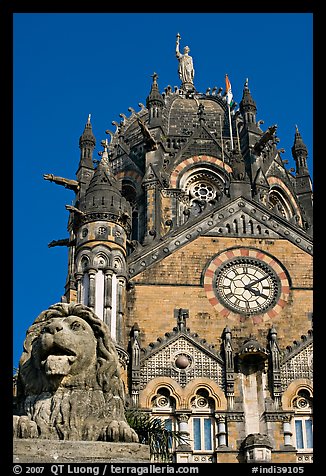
left=128, top=196, right=313, bottom=278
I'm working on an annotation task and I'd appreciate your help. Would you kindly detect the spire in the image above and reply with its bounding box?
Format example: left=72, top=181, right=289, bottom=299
left=292, top=125, right=308, bottom=173
left=79, top=114, right=96, bottom=169
left=240, top=78, right=257, bottom=124
left=146, top=72, right=164, bottom=127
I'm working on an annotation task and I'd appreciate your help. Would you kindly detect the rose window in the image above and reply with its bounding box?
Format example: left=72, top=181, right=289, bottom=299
left=190, top=182, right=216, bottom=202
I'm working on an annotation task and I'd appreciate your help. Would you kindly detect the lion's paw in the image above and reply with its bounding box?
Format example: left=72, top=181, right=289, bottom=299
left=13, top=415, right=39, bottom=439
left=100, top=420, right=139, bottom=443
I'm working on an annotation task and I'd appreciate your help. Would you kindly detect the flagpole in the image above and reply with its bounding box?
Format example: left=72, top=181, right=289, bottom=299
left=219, top=114, right=225, bottom=169
left=225, top=74, right=234, bottom=150
left=227, top=103, right=234, bottom=150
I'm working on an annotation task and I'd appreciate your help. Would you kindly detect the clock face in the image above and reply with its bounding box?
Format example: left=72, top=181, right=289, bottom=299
left=214, top=257, right=281, bottom=315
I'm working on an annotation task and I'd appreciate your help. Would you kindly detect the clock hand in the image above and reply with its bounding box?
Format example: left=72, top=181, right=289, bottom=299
left=244, top=275, right=269, bottom=289
left=246, top=287, right=260, bottom=296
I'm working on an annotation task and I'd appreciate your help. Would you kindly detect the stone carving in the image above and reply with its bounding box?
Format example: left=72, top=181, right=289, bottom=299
left=13, top=302, right=138, bottom=442
left=230, top=149, right=246, bottom=180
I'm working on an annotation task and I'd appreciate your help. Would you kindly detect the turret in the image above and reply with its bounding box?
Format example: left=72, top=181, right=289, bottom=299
left=239, top=78, right=257, bottom=126
left=291, top=126, right=313, bottom=233
left=73, top=140, right=132, bottom=346
left=292, top=125, right=309, bottom=174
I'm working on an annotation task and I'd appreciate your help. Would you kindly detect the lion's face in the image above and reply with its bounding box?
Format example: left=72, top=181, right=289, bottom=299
left=37, top=315, right=97, bottom=377
left=15, top=303, right=139, bottom=442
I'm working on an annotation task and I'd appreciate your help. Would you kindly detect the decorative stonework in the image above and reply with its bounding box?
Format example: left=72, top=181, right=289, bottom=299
left=280, top=335, right=313, bottom=391
left=140, top=336, right=224, bottom=390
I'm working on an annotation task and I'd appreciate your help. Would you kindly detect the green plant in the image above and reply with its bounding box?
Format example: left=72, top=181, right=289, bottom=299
left=126, top=408, right=189, bottom=462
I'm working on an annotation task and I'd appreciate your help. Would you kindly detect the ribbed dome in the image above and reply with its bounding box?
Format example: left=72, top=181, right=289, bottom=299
left=83, top=157, right=131, bottom=220
left=167, top=96, right=225, bottom=135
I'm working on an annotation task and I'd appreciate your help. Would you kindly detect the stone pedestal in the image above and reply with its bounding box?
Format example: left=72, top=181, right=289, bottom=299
left=13, top=439, right=150, bottom=464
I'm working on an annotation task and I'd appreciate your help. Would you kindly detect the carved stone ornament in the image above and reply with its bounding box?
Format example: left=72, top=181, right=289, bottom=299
left=13, top=302, right=138, bottom=442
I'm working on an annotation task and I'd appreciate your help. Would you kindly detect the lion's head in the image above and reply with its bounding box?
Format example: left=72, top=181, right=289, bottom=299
left=14, top=302, right=138, bottom=442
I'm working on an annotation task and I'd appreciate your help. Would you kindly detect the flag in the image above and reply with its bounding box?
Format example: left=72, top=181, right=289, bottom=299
left=225, top=74, right=234, bottom=107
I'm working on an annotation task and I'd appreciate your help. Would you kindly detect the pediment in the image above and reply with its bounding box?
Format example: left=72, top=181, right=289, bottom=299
left=128, top=196, right=313, bottom=278
left=139, top=329, right=224, bottom=390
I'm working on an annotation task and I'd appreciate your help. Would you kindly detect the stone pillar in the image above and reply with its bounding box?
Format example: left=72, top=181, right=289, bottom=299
left=283, top=416, right=293, bottom=446
left=103, top=270, right=113, bottom=328
left=175, top=413, right=192, bottom=463
left=216, top=414, right=227, bottom=447
left=75, top=272, right=83, bottom=302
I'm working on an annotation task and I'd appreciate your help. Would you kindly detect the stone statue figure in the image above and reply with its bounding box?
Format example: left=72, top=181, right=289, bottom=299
left=176, top=33, right=195, bottom=89
left=13, top=302, right=138, bottom=442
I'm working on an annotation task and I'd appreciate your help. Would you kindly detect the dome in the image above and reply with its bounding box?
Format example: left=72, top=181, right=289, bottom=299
left=167, top=95, right=226, bottom=136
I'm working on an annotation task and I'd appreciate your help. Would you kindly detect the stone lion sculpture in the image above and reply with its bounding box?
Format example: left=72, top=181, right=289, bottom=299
left=13, top=302, right=138, bottom=442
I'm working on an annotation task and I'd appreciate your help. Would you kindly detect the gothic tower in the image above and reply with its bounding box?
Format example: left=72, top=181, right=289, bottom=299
left=44, top=35, right=313, bottom=464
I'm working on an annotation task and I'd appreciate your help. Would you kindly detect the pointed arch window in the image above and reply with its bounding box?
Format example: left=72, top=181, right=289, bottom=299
left=268, top=188, right=293, bottom=220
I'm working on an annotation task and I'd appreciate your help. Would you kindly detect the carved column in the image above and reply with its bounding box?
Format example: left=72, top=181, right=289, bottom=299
left=223, top=326, right=235, bottom=409
left=116, top=277, right=126, bottom=345
left=268, top=326, right=282, bottom=408
left=87, top=268, right=96, bottom=309
left=103, top=269, right=113, bottom=329
left=130, top=323, right=141, bottom=406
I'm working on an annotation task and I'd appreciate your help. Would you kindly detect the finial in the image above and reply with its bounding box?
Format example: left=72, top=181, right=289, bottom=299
left=151, top=72, right=158, bottom=84
left=87, top=113, right=91, bottom=124
left=100, top=138, right=110, bottom=162
left=244, top=78, right=249, bottom=90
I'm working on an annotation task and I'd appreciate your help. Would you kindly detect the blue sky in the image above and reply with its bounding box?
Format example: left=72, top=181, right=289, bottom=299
left=13, top=12, right=313, bottom=370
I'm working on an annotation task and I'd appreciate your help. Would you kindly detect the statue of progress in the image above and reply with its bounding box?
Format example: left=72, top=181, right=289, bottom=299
left=176, top=33, right=195, bottom=91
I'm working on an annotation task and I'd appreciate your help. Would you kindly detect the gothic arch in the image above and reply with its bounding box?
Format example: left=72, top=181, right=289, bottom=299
left=139, top=377, right=183, bottom=410
left=281, top=379, right=313, bottom=411
left=184, top=377, right=227, bottom=410
left=75, top=248, right=92, bottom=273
left=267, top=177, right=302, bottom=226
left=170, top=155, right=232, bottom=189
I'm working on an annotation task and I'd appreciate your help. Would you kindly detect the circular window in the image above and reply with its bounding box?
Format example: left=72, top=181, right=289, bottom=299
left=190, top=182, right=216, bottom=201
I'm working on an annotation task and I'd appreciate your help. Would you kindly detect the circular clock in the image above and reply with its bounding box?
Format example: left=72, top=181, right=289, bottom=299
left=214, top=257, right=281, bottom=315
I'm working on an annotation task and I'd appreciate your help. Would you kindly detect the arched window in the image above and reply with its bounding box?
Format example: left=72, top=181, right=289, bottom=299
left=178, top=166, right=226, bottom=223
left=291, top=389, right=313, bottom=452
left=189, top=388, right=217, bottom=453
left=268, top=188, right=293, bottom=220
left=151, top=387, right=178, bottom=454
